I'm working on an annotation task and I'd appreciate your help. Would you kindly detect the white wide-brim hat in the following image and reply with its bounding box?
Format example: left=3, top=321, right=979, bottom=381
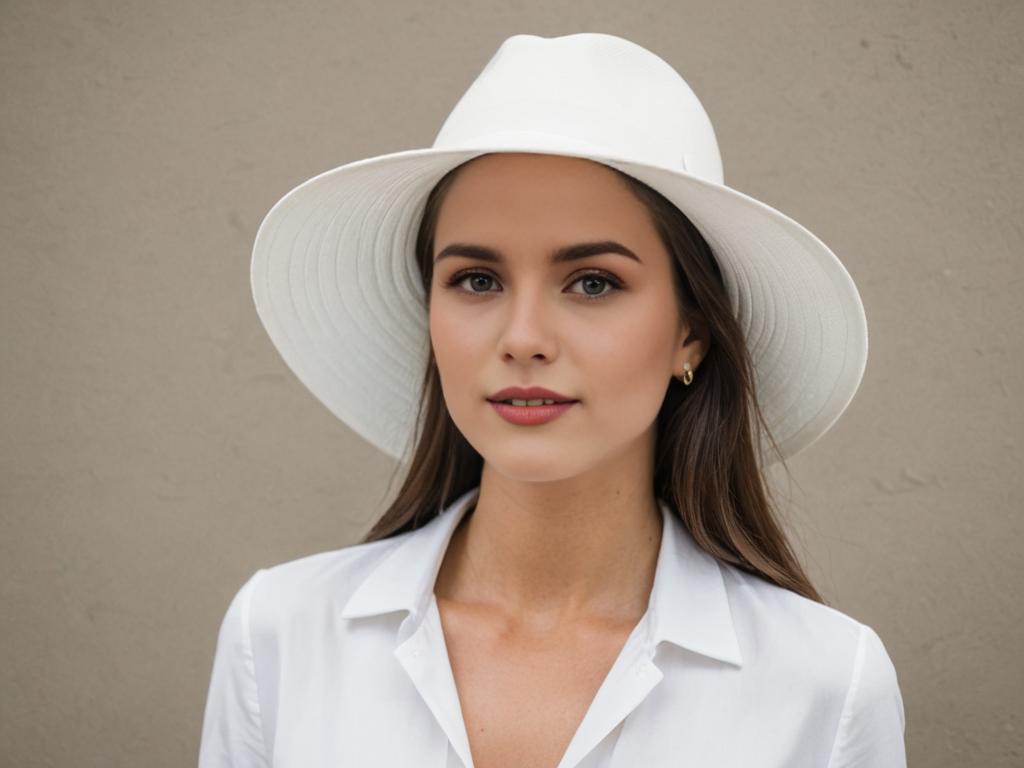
left=250, top=32, right=868, bottom=466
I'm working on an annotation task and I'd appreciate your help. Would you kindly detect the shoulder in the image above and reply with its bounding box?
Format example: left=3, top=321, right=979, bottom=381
left=719, top=560, right=864, bottom=648
left=718, top=562, right=903, bottom=711
left=237, top=532, right=409, bottom=632
left=717, top=563, right=907, bottom=765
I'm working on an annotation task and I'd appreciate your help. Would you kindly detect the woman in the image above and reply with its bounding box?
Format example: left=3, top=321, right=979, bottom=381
left=199, top=33, right=906, bottom=767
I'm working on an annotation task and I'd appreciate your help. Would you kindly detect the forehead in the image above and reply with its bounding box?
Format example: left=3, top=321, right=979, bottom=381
left=435, top=152, right=654, bottom=239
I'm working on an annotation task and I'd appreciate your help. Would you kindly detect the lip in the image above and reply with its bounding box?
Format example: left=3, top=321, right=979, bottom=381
left=487, top=386, right=578, bottom=403
left=489, top=400, right=577, bottom=426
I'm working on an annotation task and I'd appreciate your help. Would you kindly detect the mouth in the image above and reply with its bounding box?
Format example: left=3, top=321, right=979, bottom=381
left=486, top=397, right=579, bottom=406
left=486, top=386, right=580, bottom=405
left=487, top=398, right=578, bottom=425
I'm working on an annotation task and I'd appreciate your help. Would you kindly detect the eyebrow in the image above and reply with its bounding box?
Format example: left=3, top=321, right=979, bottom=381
left=434, top=240, right=642, bottom=265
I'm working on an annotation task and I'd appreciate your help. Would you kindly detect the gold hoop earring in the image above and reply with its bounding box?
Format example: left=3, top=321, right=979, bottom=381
left=679, top=361, right=694, bottom=386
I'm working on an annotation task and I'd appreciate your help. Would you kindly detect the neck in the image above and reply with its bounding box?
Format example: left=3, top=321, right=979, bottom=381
left=434, top=468, right=663, bottom=629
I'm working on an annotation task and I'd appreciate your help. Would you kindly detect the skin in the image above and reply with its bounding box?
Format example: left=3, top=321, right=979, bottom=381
left=429, top=149, right=706, bottom=624
left=427, top=151, right=707, bottom=765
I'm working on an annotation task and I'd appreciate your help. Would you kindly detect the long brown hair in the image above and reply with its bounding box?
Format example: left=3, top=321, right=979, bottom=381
left=359, top=154, right=825, bottom=605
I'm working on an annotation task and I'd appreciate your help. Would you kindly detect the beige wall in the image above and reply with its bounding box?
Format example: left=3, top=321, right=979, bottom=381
left=2, top=1, right=1021, bottom=765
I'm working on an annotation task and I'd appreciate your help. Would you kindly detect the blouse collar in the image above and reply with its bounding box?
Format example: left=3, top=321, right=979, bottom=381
left=341, top=485, right=744, bottom=667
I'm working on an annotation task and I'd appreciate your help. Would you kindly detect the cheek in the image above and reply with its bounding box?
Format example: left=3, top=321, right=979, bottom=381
left=429, top=300, right=482, bottom=396
left=578, top=303, right=677, bottom=406
left=428, top=306, right=454, bottom=362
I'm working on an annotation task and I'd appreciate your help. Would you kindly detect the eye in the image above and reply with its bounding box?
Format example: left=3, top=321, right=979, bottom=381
left=444, top=269, right=624, bottom=301
left=567, top=272, right=624, bottom=299
left=447, top=271, right=500, bottom=295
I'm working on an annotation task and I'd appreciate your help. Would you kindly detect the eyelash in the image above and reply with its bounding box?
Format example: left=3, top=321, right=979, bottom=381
left=443, top=269, right=625, bottom=301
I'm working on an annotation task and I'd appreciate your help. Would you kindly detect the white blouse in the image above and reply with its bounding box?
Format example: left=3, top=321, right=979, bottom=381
left=198, top=485, right=907, bottom=767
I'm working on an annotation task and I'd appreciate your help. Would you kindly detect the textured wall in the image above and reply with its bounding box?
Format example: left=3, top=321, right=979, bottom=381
left=1, top=1, right=1021, bottom=765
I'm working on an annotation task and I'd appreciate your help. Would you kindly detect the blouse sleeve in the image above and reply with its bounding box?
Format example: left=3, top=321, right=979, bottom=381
left=826, top=622, right=908, bottom=768
left=197, top=569, right=271, bottom=768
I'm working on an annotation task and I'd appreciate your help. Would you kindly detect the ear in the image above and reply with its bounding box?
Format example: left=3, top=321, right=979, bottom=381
left=674, top=312, right=708, bottom=377
left=674, top=337, right=707, bottom=379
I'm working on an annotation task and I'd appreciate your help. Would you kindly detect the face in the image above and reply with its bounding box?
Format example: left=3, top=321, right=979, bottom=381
left=429, top=152, right=703, bottom=483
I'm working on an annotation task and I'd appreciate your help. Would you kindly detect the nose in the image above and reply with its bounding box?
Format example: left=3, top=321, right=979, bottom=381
left=495, top=282, right=559, bottom=363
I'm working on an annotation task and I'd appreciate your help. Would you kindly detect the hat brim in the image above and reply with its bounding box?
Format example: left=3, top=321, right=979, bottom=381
left=250, top=145, right=867, bottom=465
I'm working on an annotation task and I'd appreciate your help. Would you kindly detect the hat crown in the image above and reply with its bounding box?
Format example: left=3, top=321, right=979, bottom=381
left=432, top=33, right=724, bottom=185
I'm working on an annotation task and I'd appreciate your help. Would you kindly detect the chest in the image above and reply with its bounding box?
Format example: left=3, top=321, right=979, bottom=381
left=436, top=596, right=639, bottom=768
